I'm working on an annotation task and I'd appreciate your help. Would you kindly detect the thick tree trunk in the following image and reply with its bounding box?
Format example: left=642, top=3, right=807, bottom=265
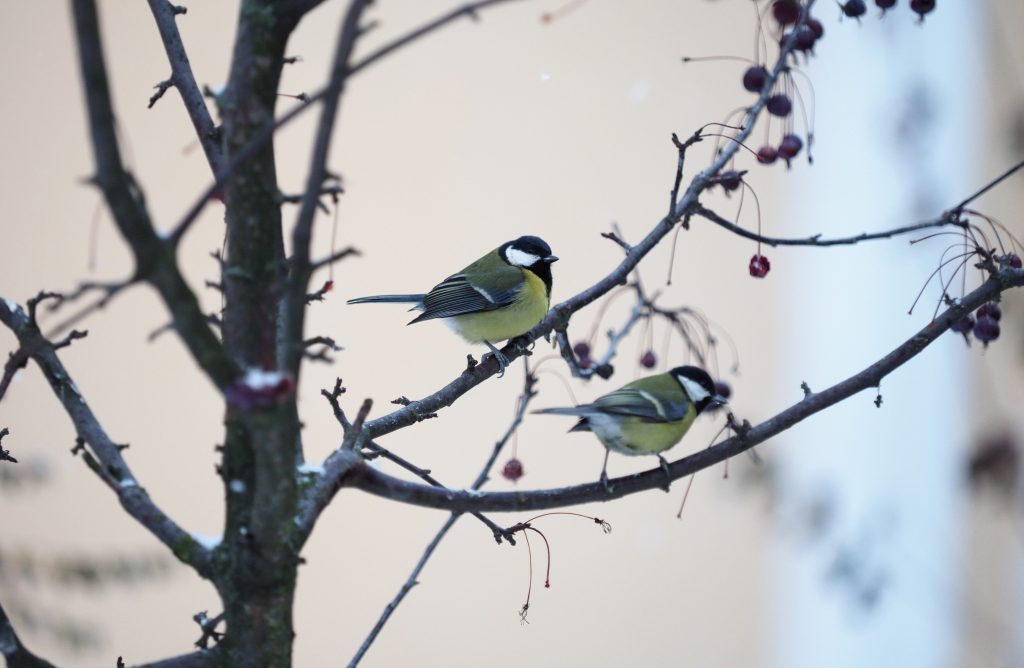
left=217, top=2, right=304, bottom=665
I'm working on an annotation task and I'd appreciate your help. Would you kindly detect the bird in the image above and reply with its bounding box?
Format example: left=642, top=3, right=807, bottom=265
left=534, top=365, right=726, bottom=490
left=346, top=236, right=558, bottom=375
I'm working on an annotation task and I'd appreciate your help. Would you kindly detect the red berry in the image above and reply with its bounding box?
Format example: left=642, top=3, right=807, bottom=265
left=778, top=133, right=804, bottom=164
left=640, top=351, right=657, bottom=368
left=950, top=314, right=974, bottom=335
left=573, top=341, right=591, bottom=358
left=502, top=458, right=524, bottom=482
left=771, top=0, right=802, bottom=25
left=749, top=254, right=771, bottom=278
left=791, top=24, right=817, bottom=51
left=1008, top=253, right=1023, bottom=269
left=756, top=145, right=778, bottom=164
left=766, top=94, right=792, bottom=117
left=807, top=17, right=825, bottom=38
left=973, top=315, right=999, bottom=345
left=742, top=65, right=769, bottom=93
left=841, top=0, right=867, bottom=18
left=977, top=303, right=1001, bottom=322
left=909, top=0, right=935, bottom=18
left=718, top=170, right=743, bottom=191
left=875, top=0, right=896, bottom=10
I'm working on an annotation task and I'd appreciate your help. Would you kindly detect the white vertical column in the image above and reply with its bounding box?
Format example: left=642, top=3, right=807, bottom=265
left=772, top=5, right=981, bottom=668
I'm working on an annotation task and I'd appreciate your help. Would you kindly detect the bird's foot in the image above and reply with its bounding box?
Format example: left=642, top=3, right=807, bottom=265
left=599, top=470, right=614, bottom=494
left=658, top=455, right=672, bottom=492
left=483, top=340, right=510, bottom=378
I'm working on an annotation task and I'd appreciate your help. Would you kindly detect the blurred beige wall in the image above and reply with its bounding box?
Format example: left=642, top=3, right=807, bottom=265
left=0, top=2, right=1020, bottom=667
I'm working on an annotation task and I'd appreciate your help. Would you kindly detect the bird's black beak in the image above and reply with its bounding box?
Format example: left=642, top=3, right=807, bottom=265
left=544, top=255, right=559, bottom=263
left=710, top=394, right=729, bottom=407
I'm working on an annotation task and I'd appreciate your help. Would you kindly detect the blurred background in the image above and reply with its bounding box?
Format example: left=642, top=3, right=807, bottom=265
left=1, top=1, right=1022, bottom=666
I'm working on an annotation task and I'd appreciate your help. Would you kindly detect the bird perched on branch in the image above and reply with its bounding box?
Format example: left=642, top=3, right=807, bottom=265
left=347, top=236, right=558, bottom=375
left=535, top=366, right=725, bottom=489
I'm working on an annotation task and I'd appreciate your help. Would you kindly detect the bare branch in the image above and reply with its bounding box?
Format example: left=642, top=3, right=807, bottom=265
left=345, top=364, right=537, bottom=666
left=146, top=0, right=223, bottom=173
left=692, top=203, right=961, bottom=248
left=0, top=428, right=17, bottom=464
left=282, top=0, right=371, bottom=377
left=349, top=1, right=524, bottom=76
left=0, top=298, right=214, bottom=577
left=0, top=598, right=58, bottom=668
left=71, top=0, right=236, bottom=389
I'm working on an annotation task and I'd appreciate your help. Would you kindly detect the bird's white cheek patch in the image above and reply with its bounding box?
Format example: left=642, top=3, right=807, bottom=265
left=677, top=376, right=711, bottom=403
left=504, top=248, right=541, bottom=267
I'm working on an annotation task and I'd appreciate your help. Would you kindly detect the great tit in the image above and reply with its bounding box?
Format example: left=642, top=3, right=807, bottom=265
left=347, top=236, right=558, bottom=374
left=534, top=365, right=726, bottom=489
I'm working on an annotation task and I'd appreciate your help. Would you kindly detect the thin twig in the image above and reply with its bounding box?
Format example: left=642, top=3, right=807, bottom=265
left=345, top=362, right=537, bottom=666
left=693, top=203, right=961, bottom=248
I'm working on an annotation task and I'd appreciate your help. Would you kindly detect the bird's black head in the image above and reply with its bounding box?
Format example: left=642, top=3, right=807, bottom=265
left=501, top=236, right=558, bottom=294
left=669, top=365, right=724, bottom=414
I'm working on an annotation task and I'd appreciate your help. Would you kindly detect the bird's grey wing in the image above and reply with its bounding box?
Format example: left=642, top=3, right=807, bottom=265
left=590, top=387, right=690, bottom=422
left=410, top=270, right=521, bottom=322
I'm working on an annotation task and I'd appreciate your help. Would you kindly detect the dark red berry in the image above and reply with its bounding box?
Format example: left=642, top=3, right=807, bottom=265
left=502, top=458, right=524, bottom=482
left=640, top=350, right=657, bottom=369
left=778, top=133, right=804, bottom=163
left=950, top=314, right=974, bottom=336
left=749, top=254, right=771, bottom=278
left=771, top=0, right=802, bottom=25
left=766, top=94, right=792, bottom=117
left=909, top=0, right=935, bottom=18
left=977, top=303, right=1001, bottom=322
left=841, top=0, right=867, bottom=18
left=1008, top=253, right=1023, bottom=269
left=756, top=145, right=778, bottom=164
left=875, top=0, right=896, bottom=11
left=792, top=24, right=817, bottom=51
left=807, top=17, right=825, bottom=38
left=743, top=65, right=769, bottom=93
left=718, top=170, right=743, bottom=191
left=973, top=315, right=1000, bottom=345
left=594, top=363, right=614, bottom=379
left=573, top=341, right=591, bottom=358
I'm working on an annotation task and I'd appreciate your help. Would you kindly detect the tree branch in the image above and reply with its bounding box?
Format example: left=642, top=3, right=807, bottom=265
left=344, top=364, right=537, bottom=666
left=146, top=0, right=223, bottom=174
left=133, top=649, right=221, bottom=668
left=339, top=267, right=1024, bottom=513
left=0, top=298, right=214, bottom=577
left=692, top=203, right=962, bottom=248
left=71, top=0, right=236, bottom=389
left=348, top=0, right=523, bottom=76
left=282, top=0, right=371, bottom=377
left=0, top=598, right=58, bottom=668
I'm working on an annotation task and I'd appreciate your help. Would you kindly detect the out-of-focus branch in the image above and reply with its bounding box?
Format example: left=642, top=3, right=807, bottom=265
left=282, top=0, right=371, bottom=377
left=71, top=0, right=236, bottom=389
left=146, top=0, right=223, bottom=174
left=348, top=0, right=524, bottom=76
left=0, top=298, right=213, bottom=578
left=340, top=267, right=1024, bottom=513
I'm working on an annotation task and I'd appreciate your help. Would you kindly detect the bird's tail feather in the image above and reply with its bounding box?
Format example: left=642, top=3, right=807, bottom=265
left=533, top=406, right=592, bottom=416
left=347, top=294, right=425, bottom=305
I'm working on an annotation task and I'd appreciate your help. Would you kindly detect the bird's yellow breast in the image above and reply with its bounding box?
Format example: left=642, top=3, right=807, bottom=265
left=449, top=270, right=549, bottom=343
left=591, top=406, right=697, bottom=456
